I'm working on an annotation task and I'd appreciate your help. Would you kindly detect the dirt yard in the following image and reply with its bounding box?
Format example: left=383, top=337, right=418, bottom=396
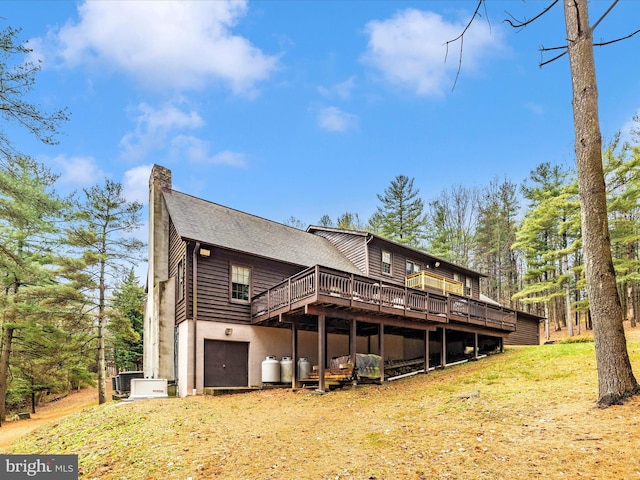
left=0, top=387, right=101, bottom=451
left=3, top=325, right=640, bottom=479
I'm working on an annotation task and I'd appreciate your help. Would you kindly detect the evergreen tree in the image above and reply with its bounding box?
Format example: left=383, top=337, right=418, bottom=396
left=0, top=157, right=86, bottom=423
left=336, top=212, right=364, bottom=230
left=0, top=26, right=69, bottom=159
left=369, top=175, right=426, bottom=248
left=512, top=163, right=579, bottom=339
left=107, top=269, right=144, bottom=373
left=66, top=179, right=145, bottom=405
left=604, top=135, right=640, bottom=327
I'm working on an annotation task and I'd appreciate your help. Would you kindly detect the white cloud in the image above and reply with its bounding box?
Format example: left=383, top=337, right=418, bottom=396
left=363, top=9, right=504, bottom=96
left=120, top=102, right=204, bottom=161
left=53, top=155, right=105, bottom=187
left=123, top=164, right=153, bottom=204
left=318, top=77, right=356, bottom=100
left=43, top=0, right=278, bottom=94
left=525, top=102, right=544, bottom=116
left=620, top=110, right=639, bottom=144
left=318, top=106, right=358, bottom=133
left=170, top=135, right=247, bottom=167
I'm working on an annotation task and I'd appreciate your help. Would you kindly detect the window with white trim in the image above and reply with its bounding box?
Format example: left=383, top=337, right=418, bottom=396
left=231, top=265, right=251, bottom=302
left=382, top=250, right=392, bottom=275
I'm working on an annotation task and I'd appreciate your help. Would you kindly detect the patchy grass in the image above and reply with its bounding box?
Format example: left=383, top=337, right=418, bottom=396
left=7, top=330, right=640, bottom=479
left=559, top=335, right=595, bottom=344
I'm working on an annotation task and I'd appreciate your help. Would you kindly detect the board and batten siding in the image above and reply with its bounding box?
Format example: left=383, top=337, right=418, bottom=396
left=311, top=230, right=368, bottom=274
left=193, top=246, right=304, bottom=324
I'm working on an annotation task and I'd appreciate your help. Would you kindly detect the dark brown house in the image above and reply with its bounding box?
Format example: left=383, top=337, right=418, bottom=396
left=144, top=165, right=542, bottom=396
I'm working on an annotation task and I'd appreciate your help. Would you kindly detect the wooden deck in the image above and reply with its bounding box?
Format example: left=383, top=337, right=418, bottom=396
left=251, top=265, right=516, bottom=332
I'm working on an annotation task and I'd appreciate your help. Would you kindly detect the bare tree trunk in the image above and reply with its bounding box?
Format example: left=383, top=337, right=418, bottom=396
left=627, top=243, right=636, bottom=327
left=98, top=257, right=107, bottom=405
left=544, top=302, right=550, bottom=341
left=628, top=284, right=636, bottom=328
left=564, top=0, right=639, bottom=406
left=564, top=255, right=574, bottom=336
left=0, top=326, right=15, bottom=425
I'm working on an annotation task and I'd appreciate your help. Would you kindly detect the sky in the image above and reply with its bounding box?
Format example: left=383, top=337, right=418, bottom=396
left=4, top=0, right=640, bottom=278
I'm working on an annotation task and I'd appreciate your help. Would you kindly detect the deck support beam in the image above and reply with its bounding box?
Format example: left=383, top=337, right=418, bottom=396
left=474, top=332, right=479, bottom=360
left=350, top=319, right=357, bottom=370
left=378, top=323, right=385, bottom=382
left=291, top=320, right=298, bottom=388
left=441, top=328, right=447, bottom=367
left=317, top=314, right=326, bottom=393
left=424, top=330, right=430, bottom=372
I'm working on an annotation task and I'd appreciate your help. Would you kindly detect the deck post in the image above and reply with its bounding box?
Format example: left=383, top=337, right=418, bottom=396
left=350, top=319, right=357, bottom=370
left=424, top=330, right=429, bottom=372
left=474, top=332, right=479, bottom=360
left=378, top=323, right=385, bottom=382
left=318, top=314, right=326, bottom=393
left=291, top=319, right=298, bottom=389
left=441, top=328, right=447, bottom=367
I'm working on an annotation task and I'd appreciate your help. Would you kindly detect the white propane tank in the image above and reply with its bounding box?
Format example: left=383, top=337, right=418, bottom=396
left=297, top=357, right=312, bottom=380
left=262, top=356, right=280, bottom=384
left=280, top=356, right=293, bottom=383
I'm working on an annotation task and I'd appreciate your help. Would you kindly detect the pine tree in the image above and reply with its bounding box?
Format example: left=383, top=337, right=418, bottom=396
left=0, top=26, right=69, bottom=159
left=512, top=163, right=579, bottom=338
left=336, top=212, right=364, bottom=230
left=66, top=180, right=145, bottom=405
left=0, top=157, right=84, bottom=424
left=370, top=175, right=426, bottom=248
left=604, top=135, right=640, bottom=327
left=107, top=269, right=145, bottom=373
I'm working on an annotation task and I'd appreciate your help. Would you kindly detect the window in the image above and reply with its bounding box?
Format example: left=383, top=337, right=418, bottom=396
left=231, top=265, right=251, bottom=302
left=406, top=261, right=420, bottom=275
left=382, top=251, right=392, bottom=275
left=177, top=260, right=185, bottom=301
left=466, top=277, right=472, bottom=296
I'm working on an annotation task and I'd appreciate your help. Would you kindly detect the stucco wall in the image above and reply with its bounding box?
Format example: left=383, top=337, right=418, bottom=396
left=175, top=322, right=420, bottom=396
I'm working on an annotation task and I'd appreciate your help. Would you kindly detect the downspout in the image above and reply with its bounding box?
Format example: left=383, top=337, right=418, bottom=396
left=192, top=241, right=199, bottom=395
left=365, top=233, right=374, bottom=276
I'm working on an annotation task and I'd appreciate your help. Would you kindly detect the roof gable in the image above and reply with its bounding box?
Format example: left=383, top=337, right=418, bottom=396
left=308, top=226, right=487, bottom=278
left=162, top=189, right=362, bottom=274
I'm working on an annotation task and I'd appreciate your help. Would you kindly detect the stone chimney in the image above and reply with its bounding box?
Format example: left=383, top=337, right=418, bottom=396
left=144, top=165, right=175, bottom=381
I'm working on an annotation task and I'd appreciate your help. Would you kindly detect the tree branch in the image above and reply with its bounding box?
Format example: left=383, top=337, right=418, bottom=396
left=591, top=0, right=619, bottom=33
left=503, top=0, right=560, bottom=30
left=539, top=26, right=640, bottom=67
left=444, top=0, right=487, bottom=91
left=593, top=28, right=640, bottom=47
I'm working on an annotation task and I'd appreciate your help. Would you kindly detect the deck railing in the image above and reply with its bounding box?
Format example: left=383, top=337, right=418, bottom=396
left=405, top=270, right=464, bottom=295
left=252, top=266, right=516, bottom=331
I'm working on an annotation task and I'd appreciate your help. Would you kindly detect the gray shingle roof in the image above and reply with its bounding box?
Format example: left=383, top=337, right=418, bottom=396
left=162, top=189, right=362, bottom=274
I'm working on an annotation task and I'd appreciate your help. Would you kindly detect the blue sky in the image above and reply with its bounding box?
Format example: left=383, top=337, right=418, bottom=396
left=5, top=1, right=640, bottom=262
